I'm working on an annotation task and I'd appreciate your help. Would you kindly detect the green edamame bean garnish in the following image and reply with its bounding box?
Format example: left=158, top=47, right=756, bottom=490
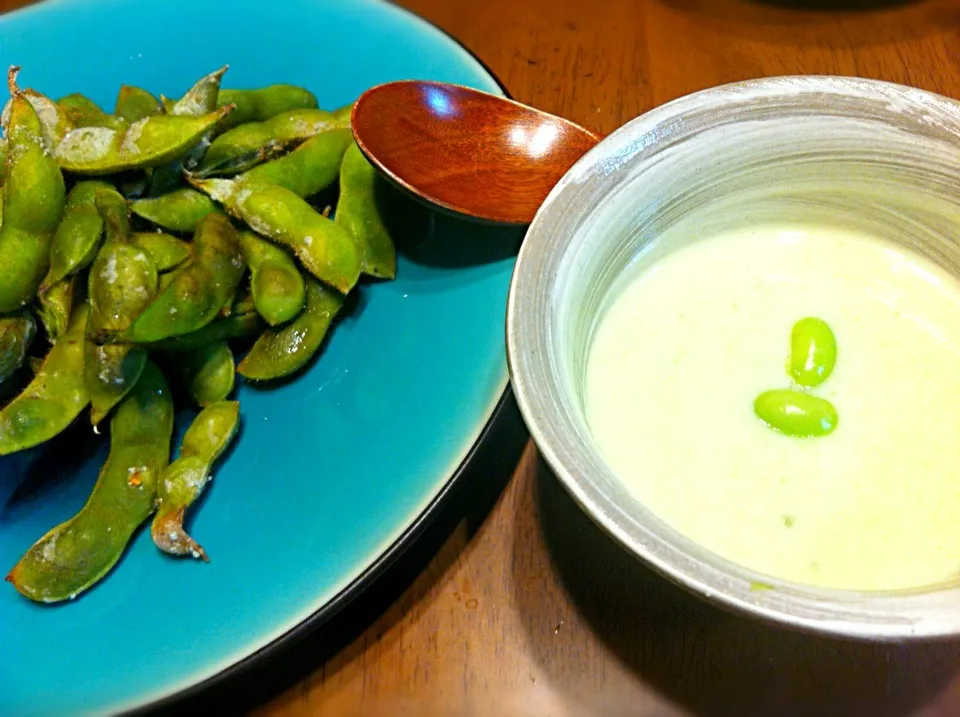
left=151, top=400, right=240, bottom=560
left=216, top=84, right=318, bottom=130
left=177, top=340, right=235, bottom=407
left=239, top=230, right=306, bottom=326
left=126, top=213, right=245, bottom=342
left=196, top=107, right=348, bottom=174
left=238, top=277, right=343, bottom=380
left=0, top=309, right=36, bottom=386
left=193, top=177, right=361, bottom=293
left=789, top=317, right=837, bottom=388
left=42, top=180, right=111, bottom=290
left=0, top=68, right=67, bottom=313
left=336, top=141, right=397, bottom=279
left=8, top=361, right=174, bottom=602
left=242, top=127, right=351, bottom=199
left=56, top=105, right=233, bottom=175
left=0, top=304, right=90, bottom=456
left=131, top=231, right=191, bottom=272
left=114, top=85, right=163, bottom=123
left=754, top=389, right=838, bottom=438
left=38, top=275, right=76, bottom=342
left=129, top=187, right=221, bottom=232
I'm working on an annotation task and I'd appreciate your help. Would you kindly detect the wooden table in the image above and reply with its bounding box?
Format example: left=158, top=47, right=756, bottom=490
left=5, top=0, right=960, bottom=715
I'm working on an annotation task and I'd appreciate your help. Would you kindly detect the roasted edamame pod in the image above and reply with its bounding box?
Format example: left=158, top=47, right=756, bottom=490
left=168, top=66, right=228, bottom=118
left=148, top=67, right=230, bottom=195
left=85, top=203, right=158, bottom=424
left=127, top=213, right=245, bottom=342
left=56, top=105, right=233, bottom=175
left=238, top=277, right=343, bottom=380
left=7, top=361, right=175, bottom=602
left=242, top=127, right=351, bottom=199
left=42, top=180, right=110, bottom=289
left=0, top=68, right=67, bottom=313
left=128, top=187, right=221, bottom=232
left=2, top=86, right=74, bottom=148
left=176, top=340, right=235, bottom=407
left=239, top=230, right=305, bottom=325
left=193, top=177, right=361, bottom=293
left=37, top=274, right=76, bottom=342
left=0, top=304, right=90, bottom=456
left=336, top=141, right=398, bottom=279
left=152, top=309, right=264, bottom=352
left=216, top=84, right=317, bottom=130
left=131, top=231, right=191, bottom=272
left=56, top=92, right=127, bottom=130
left=151, top=399, right=240, bottom=560
left=0, top=309, right=36, bottom=386
left=196, top=107, right=348, bottom=175
left=114, top=85, right=163, bottom=123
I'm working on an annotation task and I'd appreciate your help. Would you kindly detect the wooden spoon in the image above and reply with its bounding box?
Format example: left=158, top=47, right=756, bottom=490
left=351, top=80, right=601, bottom=225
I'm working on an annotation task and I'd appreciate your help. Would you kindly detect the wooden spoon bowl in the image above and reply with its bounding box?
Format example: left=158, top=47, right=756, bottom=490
left=351, top=80, right=601, bottom=225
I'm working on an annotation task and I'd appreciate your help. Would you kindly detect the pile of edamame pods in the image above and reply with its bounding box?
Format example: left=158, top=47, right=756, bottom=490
left=0, top=64, right=404, bottom=603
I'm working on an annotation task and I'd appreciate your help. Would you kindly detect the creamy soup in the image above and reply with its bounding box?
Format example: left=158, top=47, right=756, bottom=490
left=585, top=223, right=960, bottom=590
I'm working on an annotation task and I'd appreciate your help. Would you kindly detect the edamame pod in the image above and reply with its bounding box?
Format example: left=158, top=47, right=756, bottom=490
left=168, top=66, right=227, bottom=118
left=38, top=275, right=76, bottom=342
left=216, top=84, right=318, bottom=130
left=193, top=177, right=361, bottom=293
left=0, top=304, right=90, bottom=456
left=0, top=310, right=36, bottom=386
left=242, top=127, right=351, bottom=198
left=151, top=400, right=239, bottom=560
left=2, top=87, right=74, bottom=148
left=238, top=277, right=343, bottom=380
left=42, top=180, right=110, bottom=289
left=129, top=187, right=221, bottom=232
left=127, top=213, right=244, bottom=342
left=114, top=85, right=163, bottom=123
left=178, top=341, right=235, bottom=407
left=151, top=309, right=264, bottom=352
left=0, top=68, right=67, bottom=313
left=7, top=361, right=174, bottom=602
left=789, top=317, right=837, bottom=388
left=148, top=67, right=230, bottom=194
left=85, top=241, right=158, bottom=423
left=336, top=141, right=397, bottom=279
left=239, top=230, right=305, bottom=325
left=754, top=389, right=838, bottom=438
left=56, top=92, right=127, bottom=130
left=56, top=105, right=233, bottom=175
left=331, top=102, right=352, bottom=127
left=196, top=108, right=347, bottom=174
left=132, top=231, right=191, bottom=271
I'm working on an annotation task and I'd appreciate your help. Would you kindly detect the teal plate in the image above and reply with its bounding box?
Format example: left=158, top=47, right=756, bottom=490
left=0, top=1, right=519, bottom=715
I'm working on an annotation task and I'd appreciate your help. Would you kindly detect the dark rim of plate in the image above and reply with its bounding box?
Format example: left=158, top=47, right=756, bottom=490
left=115, top=4, right=521, bottom=715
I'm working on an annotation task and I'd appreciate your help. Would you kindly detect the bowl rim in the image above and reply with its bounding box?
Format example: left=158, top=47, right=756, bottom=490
left=506, top=74, right=960, bottom=640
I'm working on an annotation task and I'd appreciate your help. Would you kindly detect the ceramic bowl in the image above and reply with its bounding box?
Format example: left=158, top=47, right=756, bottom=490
left=506, top=76, right=960, bottom=639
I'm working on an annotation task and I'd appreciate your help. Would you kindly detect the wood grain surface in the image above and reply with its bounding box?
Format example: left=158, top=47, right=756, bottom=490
left=3, top=0, right=960, bottom=715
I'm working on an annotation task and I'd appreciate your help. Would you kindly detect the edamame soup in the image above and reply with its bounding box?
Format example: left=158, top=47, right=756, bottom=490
left=585, top=223, right=960, bottom=590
